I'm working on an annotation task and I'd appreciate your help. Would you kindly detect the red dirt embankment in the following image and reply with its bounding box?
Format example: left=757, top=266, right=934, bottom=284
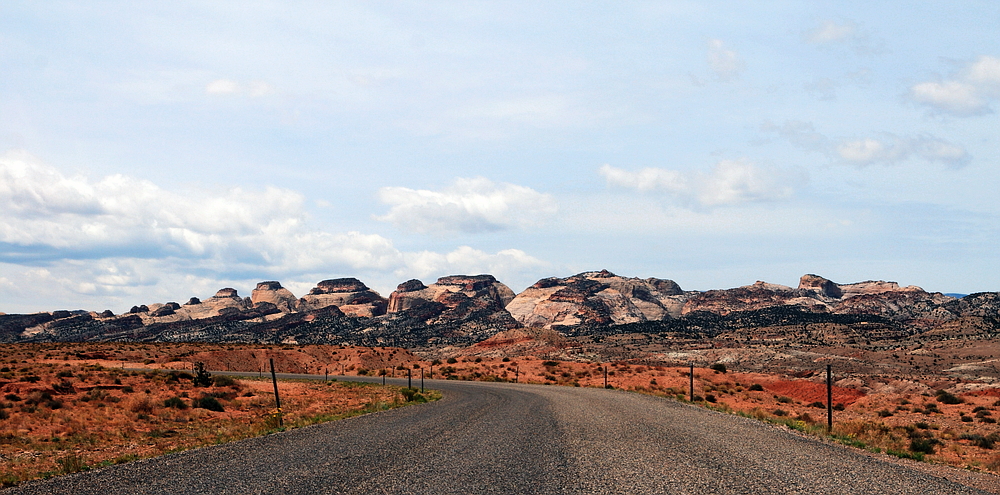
left=762, top=379, right=865, bottom=406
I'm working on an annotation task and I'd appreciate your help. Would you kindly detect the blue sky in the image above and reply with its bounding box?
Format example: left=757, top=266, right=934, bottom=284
left=2, top=2, right=1000, bottom=313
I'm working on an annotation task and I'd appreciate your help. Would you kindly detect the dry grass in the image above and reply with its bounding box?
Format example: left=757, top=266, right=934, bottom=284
left=0, top=350, right=437, bottom=487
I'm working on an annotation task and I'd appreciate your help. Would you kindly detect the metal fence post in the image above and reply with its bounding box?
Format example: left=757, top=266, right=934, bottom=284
left=827, top=364, right=833, bottom=434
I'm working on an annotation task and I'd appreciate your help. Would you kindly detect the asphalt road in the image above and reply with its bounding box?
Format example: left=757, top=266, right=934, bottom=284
left=4, top=376, right=993, bottom=494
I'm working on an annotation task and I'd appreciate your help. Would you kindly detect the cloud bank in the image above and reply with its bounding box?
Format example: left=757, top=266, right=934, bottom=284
left=599, top=160, right=798, bottom=207
left=0, top=151, right=547, bottom=309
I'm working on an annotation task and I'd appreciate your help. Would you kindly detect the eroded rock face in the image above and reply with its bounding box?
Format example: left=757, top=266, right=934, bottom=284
left=386, top=274, right=518, bottom=327
left=505, top=270, right=688, bottom=329
left=251, top=281, right=298, bottom=313
left=297, top=278, right=388, bottom=317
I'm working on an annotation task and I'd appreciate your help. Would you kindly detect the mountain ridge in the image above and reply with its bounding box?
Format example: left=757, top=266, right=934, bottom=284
left=2, top=271, right=995, bottom=348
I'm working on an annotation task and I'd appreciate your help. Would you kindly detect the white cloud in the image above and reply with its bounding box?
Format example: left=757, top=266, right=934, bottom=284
left=707, top=39, right=745, bottom=81
left=910, top=55, right=1000, bottom=116
left=805, top=20, right=858, bottom=44
left=764, top=121, right=970, bottom=168
left=376, top=177, right=557, bottom=234
left=836, top=134, right=970, bottom=167
left=599, top=160, right=799, bottom=207
left=205, top=79, right=274, bottom=97
left=803, top=20, right=881, bottom=55
left=0, top=151, right=549, bottom=311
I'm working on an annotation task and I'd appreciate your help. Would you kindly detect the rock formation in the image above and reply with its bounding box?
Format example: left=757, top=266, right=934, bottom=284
left=505, top=270, right=688, bottom=329
left=386, top=274, right=518, bottom=329
left=297, top=278, right=388, bottom=317
left=250, top=281, right=298, bottom=313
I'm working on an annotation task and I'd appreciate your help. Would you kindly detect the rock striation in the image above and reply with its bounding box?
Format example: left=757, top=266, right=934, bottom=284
left=505, top=270, right=687, bottom=329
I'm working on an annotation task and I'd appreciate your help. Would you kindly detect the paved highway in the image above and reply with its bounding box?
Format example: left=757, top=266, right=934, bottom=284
left=4, top=376, right=993, bottom=494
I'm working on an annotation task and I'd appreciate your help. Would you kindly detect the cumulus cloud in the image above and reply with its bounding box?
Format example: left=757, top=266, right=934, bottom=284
left=0, top=151, right=548, bottom=310
left=910, top=55, right=1000, bottom=116
left=763, top=121, right=970, bottom=168
left=205, top=79, right=274, bottom=97
left=707, top=39, right=745, bottom=81
left=376, top=177, right=557, bottom=234
left=599, top=160, right=799, bottom=207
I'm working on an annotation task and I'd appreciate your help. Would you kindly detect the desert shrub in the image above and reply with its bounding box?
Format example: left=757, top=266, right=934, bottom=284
left=704, top=394, right=717, bottom=403
left=501, top=357, right=510, bottom=362
left=446, top=357, right=457, bottom=364
left=3, top=394, right=20, bottom=402
left=210, top=375, right=235, bottom=387
left=914, top=422, right=930, bottom=429
left=797, top=412, right=815, bottom=424
left=193, top=396, right=225, bottom=412
left=961, top=415, right=973, bottom=422
left=51, top=380, right=75, bottom=394
left=808, top=401, right=825, bottom=408
left=81, top=389, right=109, bottom=402
left=56, top=370, right=75, bottom=378
left=357, top=369, right=369, bottom=376
left=960, top=433, right=996, bottom=449
left=773, top=409, right=788, bottom=417
left=25, top=391, right=52, bottom=406
left=776, top=396, right=793, bottom=404
left=935, top=390, right=963, bottom=405
left=973, top=406, right=990, bottom=413
left=907, top=428, right=939, bottom=454
left=710, top=363, right=727, bottom=374
left=474, top=357, right=482, bottom=363
left=542, top=361, right=559, bottom=367
left=834, top=403, right=845, bottom=411
left=121, top=386, right=134, bottom=393
left=59, top=455, right=88, bottom=474
left=193, top=363, right=213, bottom=387
left=400, top=388, right=426, bottom=403
left=982, top=417, right=997, bottom=424
left=20, top=375, right=40, bottom=383
left=976, top=409, right=993, bottom=418
left=129, top=397, right=154, bottom=414
left=0, top=409, right=7, bottom=420
left=748, top=383, right=764, bottom=391
left=163, top=396, right=188, bottom=409
left=877, top=409, right=893, bottom=418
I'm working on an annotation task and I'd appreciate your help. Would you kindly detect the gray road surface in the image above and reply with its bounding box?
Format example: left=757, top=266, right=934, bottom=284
left=4, top=377, right=993, bottom=494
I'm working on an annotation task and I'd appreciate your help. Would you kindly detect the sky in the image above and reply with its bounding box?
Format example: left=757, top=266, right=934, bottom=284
left=2, top=2, right=1000, bottom=313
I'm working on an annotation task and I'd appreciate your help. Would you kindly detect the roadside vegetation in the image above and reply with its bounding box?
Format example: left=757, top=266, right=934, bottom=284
left=0, top=352, right=438, bottom=487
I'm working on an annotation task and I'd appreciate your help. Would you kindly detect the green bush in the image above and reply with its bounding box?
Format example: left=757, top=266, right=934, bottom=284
left=163, top=396, right=188, bottom=409
left=748, top=383, right=764, bottom=391
left=193, top=396, right=225, bottom=412
left=446, top=357, right=457, bottom=364
left=400, top=388, right=426, bottom=403
left=710, top=363, right=727, bottom=374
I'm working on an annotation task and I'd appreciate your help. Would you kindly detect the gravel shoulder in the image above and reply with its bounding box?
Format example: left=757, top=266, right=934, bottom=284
left=4, top=378, right=997, bottom=494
